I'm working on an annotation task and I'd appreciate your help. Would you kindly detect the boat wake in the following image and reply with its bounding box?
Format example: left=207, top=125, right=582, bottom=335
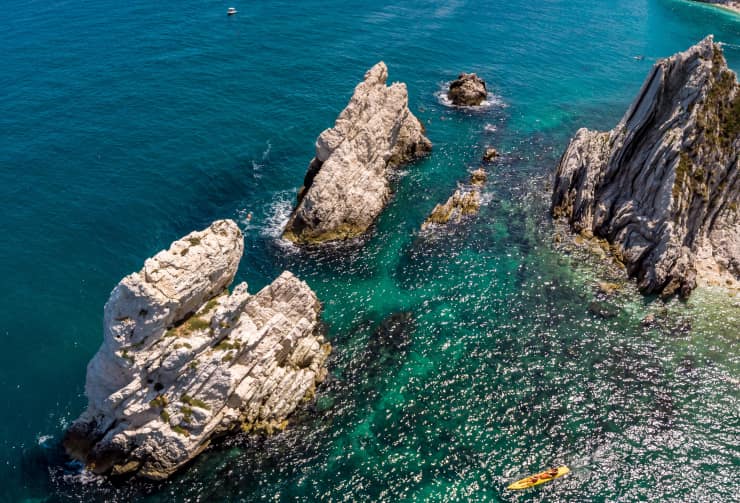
left=261, top=140, right=272, bottom=161
left=250, top=160, right=264, bottom=179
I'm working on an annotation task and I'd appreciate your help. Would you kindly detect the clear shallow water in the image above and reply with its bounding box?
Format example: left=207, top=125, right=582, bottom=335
left=1, top=0, right=738, bottom=500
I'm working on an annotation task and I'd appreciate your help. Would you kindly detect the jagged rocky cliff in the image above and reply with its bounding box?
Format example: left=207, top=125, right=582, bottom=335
left=64, top=220, right=330, bottom=479
left=283, top=62, right=432, bottom=244
left=552, top=36, right=739, bottom=297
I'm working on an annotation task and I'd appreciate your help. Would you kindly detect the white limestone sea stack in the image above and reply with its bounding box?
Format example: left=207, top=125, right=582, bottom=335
left=283, top=62, right=432, bottom=244
left=64, top=220, right=331, bottom=480
left=551, top=37, right=739, bottom=297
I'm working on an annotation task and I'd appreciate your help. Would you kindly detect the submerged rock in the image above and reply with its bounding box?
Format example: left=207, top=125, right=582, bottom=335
left=355, top=311, right=416, bottom=380
left=551, top=36, right=739, bottom=298
left=588, top=300, right=619, bottom=319
left=596, top=282, right=621, bottom=297
left=422, top=169, right=486, bottom=229
left=369, top=311, right=415, bottom=353
left=641, top=313, right=658, bottom=328
left=448, top=73, right=488, bottom=106
left=64, top=220, right=330, bottom=480
left=283, top=62, right=432, bottom=244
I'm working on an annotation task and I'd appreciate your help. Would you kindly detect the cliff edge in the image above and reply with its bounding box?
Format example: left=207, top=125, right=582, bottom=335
left=552, top=37, right=739, bottom=297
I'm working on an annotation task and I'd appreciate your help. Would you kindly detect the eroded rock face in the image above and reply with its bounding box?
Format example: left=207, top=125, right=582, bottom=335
left=64, top=220, right=330, bottom=479
left=448, top=73, right=487, bottom=106
left=422, top=168, right=486, bottom=229
left=552, top=37, right=739, bottom=297
left=283, top=62, right=432, bottom=244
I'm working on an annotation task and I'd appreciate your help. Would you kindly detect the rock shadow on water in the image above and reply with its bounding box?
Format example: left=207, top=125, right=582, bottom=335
left=270, top=230, right=378, bottom=281
left=319, top=311, right=415, bottom=419
left=341, top=311, right=416, bottom=387
left=396, top=219, right=484, bottom=291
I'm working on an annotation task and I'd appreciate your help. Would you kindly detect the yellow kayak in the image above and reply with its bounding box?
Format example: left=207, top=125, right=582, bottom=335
left=507, top=465, right=570, bottom=490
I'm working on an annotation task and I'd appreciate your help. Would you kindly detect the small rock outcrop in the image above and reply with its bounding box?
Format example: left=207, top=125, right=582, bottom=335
left=482, top=147, right=499, bottom=162
left=283, top=62, right=432, bottom=244
left=448, top=73, right=487, bottom=106
left=422, top=168, right=486, bottom=229
left=64, top=220, right=330, bottom=479
left=552, top=37, right=739, bottom=297
left=470, top=167, right=487, bottom=186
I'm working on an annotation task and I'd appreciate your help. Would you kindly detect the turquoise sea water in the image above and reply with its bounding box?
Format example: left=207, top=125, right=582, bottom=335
left=1, top=0, right=739, bottom=500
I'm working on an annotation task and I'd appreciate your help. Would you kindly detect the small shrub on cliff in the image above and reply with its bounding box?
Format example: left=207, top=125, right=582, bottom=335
left=180, top=406, right=193, bottom=423
left=726, top=92, right=740, bottom=139
left=187, top=317, right=210, bottom=332
left=149, top=395, right=167, bottom=409
left=201, top=298, right=219, bottom=314
left=172, top=425, right=190, bottom=436
left=673, top=152, right=691, bottom=200
left=119, top=349, right=134, bottom=364
left=214, top=338, right=240, bottom=351
left=181, top=394, right=211, bottom=410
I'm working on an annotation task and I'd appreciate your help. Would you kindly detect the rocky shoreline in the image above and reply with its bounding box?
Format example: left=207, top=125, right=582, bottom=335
left=64, top=220, right=330, bottom=479
left=551, top=36, right=739, bottom=298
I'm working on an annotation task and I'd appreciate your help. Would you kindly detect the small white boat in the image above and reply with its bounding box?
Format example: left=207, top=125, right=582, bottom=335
left=227, top=7, right=237, bottom=15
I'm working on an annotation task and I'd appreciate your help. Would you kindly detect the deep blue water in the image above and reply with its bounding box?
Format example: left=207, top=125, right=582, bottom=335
left=1, top=0, right=739, bottom=501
